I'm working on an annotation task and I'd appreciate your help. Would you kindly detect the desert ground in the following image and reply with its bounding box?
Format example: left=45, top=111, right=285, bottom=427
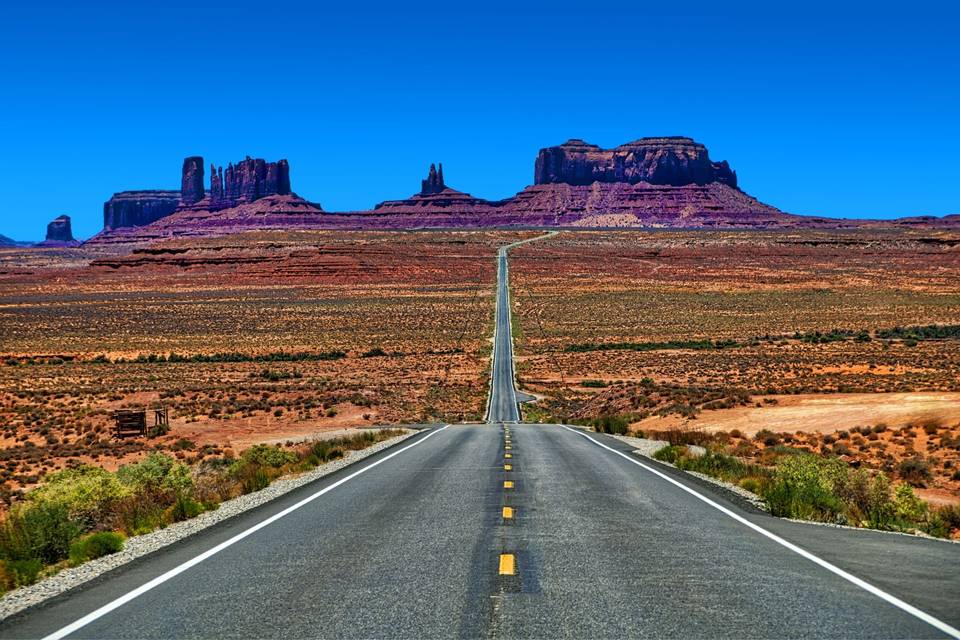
left=509, top=229, right=960, bottom=503
left=0, top=231, right=534, bottom=501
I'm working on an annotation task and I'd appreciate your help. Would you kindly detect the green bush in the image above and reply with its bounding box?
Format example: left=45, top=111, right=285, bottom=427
left=1, top=559, right=42, bottom=590
left=893, top=484, right=927, bottom=522
left=591, top=414, right=629, bottom=435
left=0, top=502, right=82, bottom=565
left=652, top=445, right=685, bottom=465
left=25, top=466, right=129, bottom=529
left=311, top=441, right=345, bottom=463
left=166, top=495, right=205, bottom=523
left=764, top=454, right=846, bottom=521
left=117, top=453, right=193, bottom=497
left=237, top=445, right=297, bottom=469
left=68, top=531, right=124, bottom=566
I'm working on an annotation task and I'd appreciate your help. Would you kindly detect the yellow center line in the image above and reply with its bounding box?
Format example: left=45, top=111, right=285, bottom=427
left=503, top=506, right=514, bottom=519
left=498, top=553, right=516, bottom=575
left=504, top=480, right=514, bottom=489
left=504, top=464, right=512, bottom=471
left=505, top=453, right=512, bottom=459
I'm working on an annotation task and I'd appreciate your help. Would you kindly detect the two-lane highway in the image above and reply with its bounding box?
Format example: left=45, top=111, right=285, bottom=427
left=486, top=245, right=520, bottom=423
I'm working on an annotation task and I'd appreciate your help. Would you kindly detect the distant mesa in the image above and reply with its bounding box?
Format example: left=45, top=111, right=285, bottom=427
left=0, top=233, right=20, bottom=247
left=81, top=136, right=960, bottom=243
left=101, top=155, right=299, bottom=234
left=103, top=191, right=181, bottom=231
left=534, top=137, right=737, bottom=188
left=42, top=214, right=78, bottom=245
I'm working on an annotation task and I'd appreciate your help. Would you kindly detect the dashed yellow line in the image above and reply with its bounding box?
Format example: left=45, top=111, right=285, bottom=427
left=504, top=480, right=514, bottom=489
left=502, top=506, right=514, bottom=519
left=499, top=553, right=516, bottom=575
left=504, top=453, right=512, bottom=459
left=504, top=464, right=512, bottom=471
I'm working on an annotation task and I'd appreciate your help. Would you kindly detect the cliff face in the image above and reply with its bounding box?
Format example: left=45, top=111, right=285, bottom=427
left=45, top=215, right=75, bottom=243
left=180, top=156, right=205, bottom=205
left=534, top=137, right=738, bottom=188
left=103, top=191, right=181, bottom=230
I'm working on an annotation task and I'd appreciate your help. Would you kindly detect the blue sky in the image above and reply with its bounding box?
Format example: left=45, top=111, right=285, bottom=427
left=1, top=1, right=957, bottom=240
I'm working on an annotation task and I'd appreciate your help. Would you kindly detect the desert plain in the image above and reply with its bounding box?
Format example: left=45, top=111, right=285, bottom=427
left=1, top=227, right=959, bottom=513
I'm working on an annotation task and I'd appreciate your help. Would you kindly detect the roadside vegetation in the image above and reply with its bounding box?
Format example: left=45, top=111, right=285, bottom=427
left=644, top=426, right=960, bottom=539
left=0, top=429, right=405, bottom=594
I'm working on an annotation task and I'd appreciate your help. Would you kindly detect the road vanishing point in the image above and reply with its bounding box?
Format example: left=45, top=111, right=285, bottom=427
left=1, top=235, right=959, bottom=639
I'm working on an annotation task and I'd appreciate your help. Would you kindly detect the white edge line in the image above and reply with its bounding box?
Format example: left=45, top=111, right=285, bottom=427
left=561, top=425, right=960, bottom=639
left=42, top=425, right=450, bottom=640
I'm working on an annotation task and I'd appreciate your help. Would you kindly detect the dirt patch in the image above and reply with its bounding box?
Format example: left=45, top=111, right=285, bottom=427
left=636, top=392, right=960, bottom=436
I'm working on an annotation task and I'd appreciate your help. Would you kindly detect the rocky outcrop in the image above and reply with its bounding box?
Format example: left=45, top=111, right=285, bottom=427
left=208, top=156, right=291, bottom=209
left=180, top=157, right=205, bottom=205
left=103, top=191, right=181, bottom=230
left=0, top=234, right=18, bottom=247
left=420, top=163, right=445, bottom=195
left=534, top=137, right=738, bottom=188
left=374, top=164, right=499, bottom=214
left=45, top=215, right=75, bottom=243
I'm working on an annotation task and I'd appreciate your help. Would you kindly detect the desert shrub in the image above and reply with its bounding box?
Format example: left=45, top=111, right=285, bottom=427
left=0, top=558, right=42, bottom=590
left=591, top=414, right=630, bottom=435
left=893, top=484, right=927, bottom=523
left=68, top=531, right=124, bottom=566
left=652, top=445, right=685, bottom=465
left=580, top=380, right=609, bottom=388
left=165, top=495, right=205, bottom=523
left=311, top=441, right=345, bottom=463
left=656, top=427, right=713, bottom=447
left=110, top=493, right=166, bottom=536
left=234, top=463, right=272, bottom=493
left=680, top=451, right=770, bottom=485
left=764, top=454, right=847, bottom=521
left=25, top=466, right=129, bottom=530
left=897, top=457, right=933, bottom=487
left=754, top=429, right=781, bottom=446
left=236, top=445, right=297, bottom=469
left=117, top=453, right=193, bottom=496
left=0, top=502, right=82, bottom=565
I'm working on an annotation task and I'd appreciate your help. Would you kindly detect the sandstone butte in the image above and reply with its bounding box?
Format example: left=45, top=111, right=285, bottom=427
left=57, top=137, right=959, bottom=245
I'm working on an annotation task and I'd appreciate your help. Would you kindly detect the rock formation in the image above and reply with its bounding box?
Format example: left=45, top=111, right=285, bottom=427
left=420, top=163, right=445, bottom=195
left=180, top=156, right=205, bottom=205
left=103, top=191, right=181, bottom=230
left=534, top=137, right=737, bottom=188
left=45, top=215, right=75, bottom=243
left=374, top=164, right=499, bottom=214
left=208, top=156, right=291, bottom=209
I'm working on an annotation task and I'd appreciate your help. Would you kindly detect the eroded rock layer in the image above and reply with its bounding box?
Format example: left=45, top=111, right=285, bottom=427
left=534, top=137, right=738, bottom=187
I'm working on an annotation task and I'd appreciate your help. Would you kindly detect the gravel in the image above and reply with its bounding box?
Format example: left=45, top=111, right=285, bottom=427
left=0, top=430, right=418, bottom=622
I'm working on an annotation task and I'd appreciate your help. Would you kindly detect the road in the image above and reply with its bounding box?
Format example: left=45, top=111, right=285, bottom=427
left=486, top=245, right=520, bottom=423
left=2, top=236, right=959, bottom=639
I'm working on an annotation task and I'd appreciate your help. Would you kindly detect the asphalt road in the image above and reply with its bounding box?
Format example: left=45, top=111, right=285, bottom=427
left=486, top=246, right=520, bottom=423
left=2, top=235, right=958, bottom=638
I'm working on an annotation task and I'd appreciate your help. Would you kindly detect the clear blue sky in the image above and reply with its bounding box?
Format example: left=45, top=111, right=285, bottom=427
left=1, top=0, right=957, bottom=240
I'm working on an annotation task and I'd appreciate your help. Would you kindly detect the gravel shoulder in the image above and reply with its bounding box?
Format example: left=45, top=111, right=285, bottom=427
left=0, top=429, right=419, bottom=621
